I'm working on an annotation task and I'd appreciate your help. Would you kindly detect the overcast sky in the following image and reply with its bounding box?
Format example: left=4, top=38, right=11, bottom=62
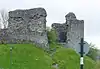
left=0, top=0, right=100, bottom=48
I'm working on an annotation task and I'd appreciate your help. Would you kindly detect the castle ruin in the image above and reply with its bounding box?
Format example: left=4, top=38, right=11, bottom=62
left=52, top=12, right=84, bottom=49
left=0, top=8, right=49, bottom=49
left=0, top=8, right=84, bottom=50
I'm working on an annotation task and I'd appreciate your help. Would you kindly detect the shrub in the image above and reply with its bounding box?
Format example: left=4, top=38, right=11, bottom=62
left=86, top=43, right=99, bottom=61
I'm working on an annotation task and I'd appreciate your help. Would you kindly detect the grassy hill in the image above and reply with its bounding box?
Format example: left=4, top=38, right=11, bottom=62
left=53, top=47, right=95, bottom=69
left=0, top=29, right=96, bottom=69
left=0, top=43, right=96, bottom=69
left=0, top=44, right=52, bottom=69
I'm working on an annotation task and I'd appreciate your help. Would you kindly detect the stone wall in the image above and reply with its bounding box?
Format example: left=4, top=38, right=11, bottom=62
left=0, top=8, right=84, bottom=50
left=52, top=23, right=68, bottom=42
left=52, top=12, right=84, bottom=49
left=0, top=8, right=49, bottom=49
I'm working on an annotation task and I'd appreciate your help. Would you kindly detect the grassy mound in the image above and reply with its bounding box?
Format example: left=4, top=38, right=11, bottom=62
left=0, top=43, right=96, bottom=69
left=0, top=27, right=96, bottom=69
left=0, top=44, right=52, bottom=69
left=52, top=47, right=95, bottom=69
left=48, top=28, right=96, bottom=69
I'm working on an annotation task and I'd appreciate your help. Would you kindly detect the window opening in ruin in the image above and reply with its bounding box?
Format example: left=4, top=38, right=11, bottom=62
left=58, top=32, right=66, bottom=42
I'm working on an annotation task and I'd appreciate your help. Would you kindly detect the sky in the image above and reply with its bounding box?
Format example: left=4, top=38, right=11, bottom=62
left=0, top=0, right=100, bottom=48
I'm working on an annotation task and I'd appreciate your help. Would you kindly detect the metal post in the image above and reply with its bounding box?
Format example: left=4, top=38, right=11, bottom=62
left=10, top=47, right=13, bottom=69
left=79, top=38, right=85, bottom=69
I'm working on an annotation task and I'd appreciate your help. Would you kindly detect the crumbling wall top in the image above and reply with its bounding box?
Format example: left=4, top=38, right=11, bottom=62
left=9, top=8, right=47, bottom=18
left=65, top=12, right=76, bottom=20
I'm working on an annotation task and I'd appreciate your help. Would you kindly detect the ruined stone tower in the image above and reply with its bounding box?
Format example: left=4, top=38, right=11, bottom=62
left=52, top=12, right=84, bottom=49
left=0, top=8, right=84, bottom=50
left=0, top=8, right=49, bottom=49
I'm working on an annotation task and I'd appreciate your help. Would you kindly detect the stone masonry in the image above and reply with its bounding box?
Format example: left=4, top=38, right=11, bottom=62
left=0, top=8, right=84, bottom=50
left=0, top=8, right=49, bottom=49
left=52, top=12, right=84, bottom=49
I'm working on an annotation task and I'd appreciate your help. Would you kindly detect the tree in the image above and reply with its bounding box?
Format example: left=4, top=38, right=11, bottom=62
left=47, top=28, right=57, bottom=43
left=0, top=16, right=3, bottom=29
left=0, top=9, right=9, bottom=29
left=46, top=26, right=51, bottom=32
left=86, top=43, right=98, bottom=61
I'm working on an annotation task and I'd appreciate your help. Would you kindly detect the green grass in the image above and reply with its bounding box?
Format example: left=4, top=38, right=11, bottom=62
left=52, top=47, right=96, bottom=69
left=95, top=60, right=100, bottom=69
left=0, top=27, right=96, bottom=69
left=0, top=44, right=52, bottom=69
left=0, top=43, right=96, bottom=69
left=47, top=28, right=96, bottom=69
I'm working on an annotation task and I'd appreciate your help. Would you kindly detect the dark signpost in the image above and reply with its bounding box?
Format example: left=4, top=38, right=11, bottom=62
left=79, top=38, right=85, bottom=69
left=10, top=46, right=13, bottom=69
left=75, top=38, right=89, bottom=69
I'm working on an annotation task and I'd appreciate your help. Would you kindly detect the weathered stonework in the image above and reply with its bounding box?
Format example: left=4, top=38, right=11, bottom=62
left=52, top=12, right=84, bottom=49
left=0, top=8, right=49, bottom=49
left=52, top=23, right=68, bottom=42
left=0, top=9, right=84, bottom=50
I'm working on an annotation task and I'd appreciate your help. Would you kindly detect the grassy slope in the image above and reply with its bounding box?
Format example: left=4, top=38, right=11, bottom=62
left=53, top=47, right=95, bottom=69
left=0, top=44, right=52, bottom=69
left=0, top=44, right=96, bottom=69
left=48, top=29, right=96, bottom=69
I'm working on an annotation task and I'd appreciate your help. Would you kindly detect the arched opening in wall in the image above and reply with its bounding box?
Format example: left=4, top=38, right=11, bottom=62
left=58, top=32, right=66, bottom=42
